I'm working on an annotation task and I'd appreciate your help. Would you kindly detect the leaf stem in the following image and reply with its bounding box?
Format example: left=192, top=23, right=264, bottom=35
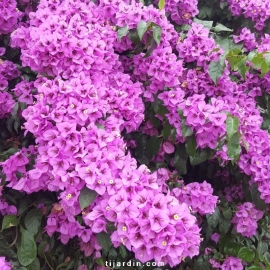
left=8, top=225, right=18, bottom=249
left=44, top=252, right=54, bottom=270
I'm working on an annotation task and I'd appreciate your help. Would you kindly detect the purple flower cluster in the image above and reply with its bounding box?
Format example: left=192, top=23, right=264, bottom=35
left=0, top=257, right=12, bottom=270
left=178, top=95, right=227, bottom=149
left=228, top=0, right=270, bottom=30
left=223, top=184, right=244, bottom=202
left=0, top=58, right=20, bottom=117
left=233, top=28, right=257, bottom=51
left=221, top=256, right=243, bottom=270
left=165, top=0, right=199, bottom=25
left=1, top=146, right=37, bottom=191
left=12, top=79, right=35, bottom=105
left=133, top=47, right=184, bottom=102
left=176, top=23, right=223, bottom=68
left=0, top=198, right=17, bottom=216
left=232, top=202, right=263, bottom=237
left=0, top=0, right=23, bottom=34
left=172, top=181, right=218, bottom=215
left=3, top=0, right=204, bottom=266
left=4, top=0, right=270, bottom=266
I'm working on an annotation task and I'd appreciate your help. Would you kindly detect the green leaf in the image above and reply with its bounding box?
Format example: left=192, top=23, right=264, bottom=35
left=220, top=2, right=228, bottom=9
left=263, top=252, right=270, bottom=264
left=108, top=247, right=117, bottom=260
left=206, top=207, right=220, bottom=228
left=213, top=23, right=233, bottom=32
left=27, top=258, right=40, bottom=270
left=189, top=149, right=208, bottom=166
left=193, top=18, right=213, bottom=29
left=226, top=115, right=239, bottom=141
left=171, top=128, right=176, bottom=142
left=198, top=6, right=212, bottom=19
left=246, top=267, right=264, bottom=270
left=248, top=51, right=257, bottom=61
left=119, top=245, right=127, bottom=259
left=251, top=55, right=264, bottom=69
left=181, top=121, right=193, bottom=138
left=24, top=209, right=43, bottom=236
left=0, top=233, right=17, bottom=259
left=227, top=132, right=241, bottom=161
left=185, top=135, right=197, bottom=156
left=264, top=53, right=270, bottom=67
left=18, top=227, right=37, bottom=266
left=174, top=155, right=187, bottom=175
left=237, top=247, right=255, bottom=262
left=146, top=136, right=163, bottom=160
left=37, top=241, right=48, bottom=258
left=261, top=61, right=270, bottom=75
left=79, top=186, right=98, bottom=210
left=194, top=256, right=210, bottom=270
left=162, top=121, right=171, bottom=140
left=12, top=102, right=19, bottom=117
left=152, top=96, right=169, bottom=116
left=135, top=133, right=149, bottom=165
left=2, top=215, right=19, bottom=230
left=223, top=208, right=232, bottom=220
left=237, top=57, right=248, bottom=78
left=209, top=60, right=225, bottom=84
left=219, top=216, right=231, bottom=234
left=224, top=242, right=242, bottom=257
left=143, top=38, right=157, bottom=58
left=128, top=29, right=140, bottom=45
left=97, top=232, right=112, bottom=252
left=257, top=241, right=268, bottom=256
left=251, top=184, right=267, bottom=211
left=117, top=26, right=129, bottom=41
left=95, top=258, right=104, bottom=266
left=153, top=25, right=162, bottom=45
left=0, top=148, right=20, bottom=162
left=158, top=0, right=165, bottom=9
left=137, top=21, right=149, bottom=41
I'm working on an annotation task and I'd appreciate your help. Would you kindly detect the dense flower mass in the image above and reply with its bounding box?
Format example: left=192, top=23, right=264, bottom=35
left=232, top=202, right=264, bottom=237
left=2, top=0, right=270, bottom=269
left=228, top=0, right=270, bottom=30
left=221, top=256, right=243, bottom=270
left=165, top=0, right=199, bottom=25
left=172, top=181, right=218, bottom=215
left=0, top=0, right=23, bottom=34
left=0, top=59, right=19, bottom=117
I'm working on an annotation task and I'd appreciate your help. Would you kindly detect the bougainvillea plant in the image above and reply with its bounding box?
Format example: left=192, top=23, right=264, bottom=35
left=2, top=0, right=270, bottom=269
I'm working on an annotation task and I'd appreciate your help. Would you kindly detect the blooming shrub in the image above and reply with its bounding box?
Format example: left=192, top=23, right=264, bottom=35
left=1, top=0, right=270, bottom=269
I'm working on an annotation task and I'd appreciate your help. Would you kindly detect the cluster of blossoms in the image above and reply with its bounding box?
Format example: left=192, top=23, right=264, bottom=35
left=223, top=184, right=244, bottom=202
left=133, top=47, right=184, bottom=102
left=176, top=23, right=223, bottom=69
left=178, top=95, right=228, bottom=150
left=233, top=28, right=257, bottom=51
left=165, top=0, right=199, bottom=25
left=210, top=256, right=243, bottom=270
left=1, top=146, right=37, bottom=191
left=232, top=202, right=264, bottom=237
left=0, top=0, right=23, bottom=34
left=4, top=0, right=207, bottom=266
left=0, top=257, right=12, bottom=270
left=172, top=181, right=218, bottom=215
left=227, top=0, right=270, bottom=30
left=4, top=0, right=270, bottom=268
left=0, top=197, right=17, bottom=216
left=0, top=55, right=20, bottom=118
left=12, top=79, right=35, bottom=105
